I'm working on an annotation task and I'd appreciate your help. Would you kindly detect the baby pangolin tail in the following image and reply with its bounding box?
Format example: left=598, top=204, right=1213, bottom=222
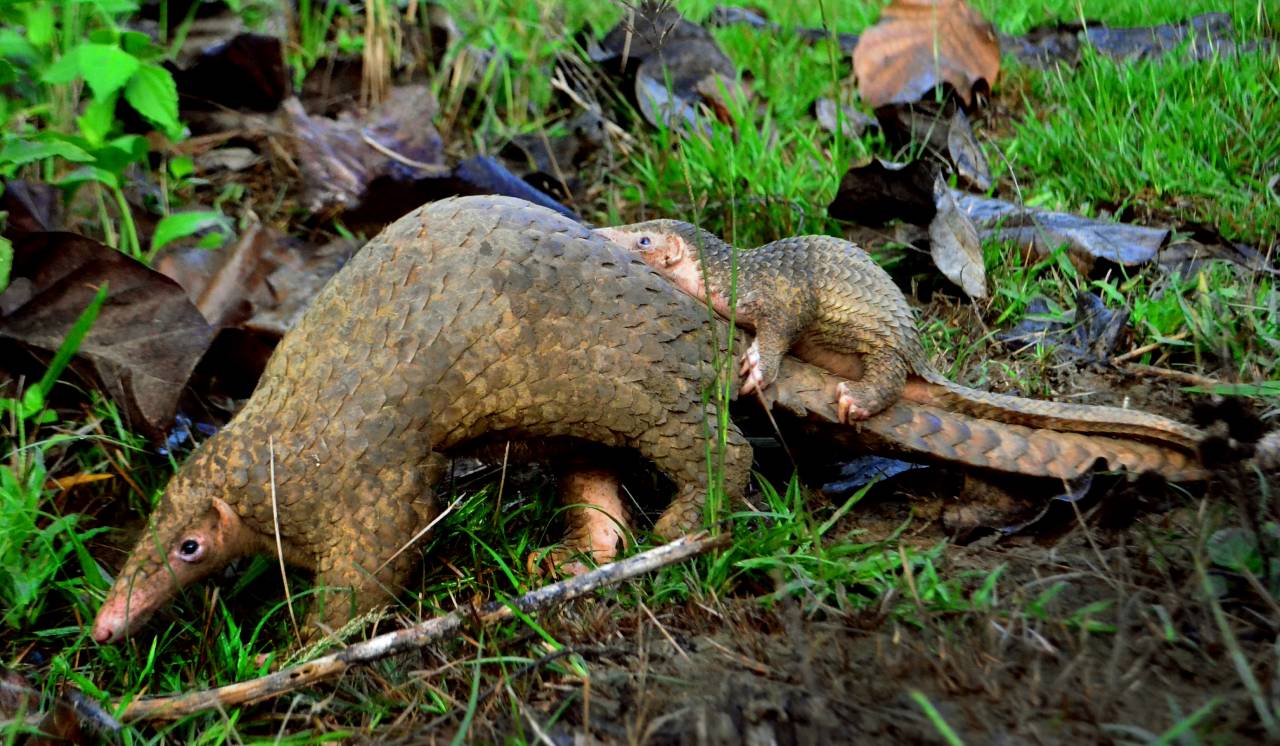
left=913, top=368, right=1204, bottom=452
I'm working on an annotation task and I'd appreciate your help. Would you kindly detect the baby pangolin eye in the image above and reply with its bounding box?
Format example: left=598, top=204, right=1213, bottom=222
left=638, top=236, right=652, bottom=248
left=179, top=539, right=200, bottom=558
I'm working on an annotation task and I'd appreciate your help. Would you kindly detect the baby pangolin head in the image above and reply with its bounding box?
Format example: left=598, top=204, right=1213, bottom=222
left=92, top=474, right=257, bottom=644
left=595, top=219, right=726, bottom=270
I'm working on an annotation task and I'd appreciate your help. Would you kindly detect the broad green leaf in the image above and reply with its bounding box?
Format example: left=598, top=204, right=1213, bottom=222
left=40, top=46, right=84, bottom=84
left=169, top=155, right=194, bottom=179
left=1208, top=528, right=1262, bottom=574
left=152, top=211, right=228, bottom=253
left=56, top=165, right=119, bottom=189
left=88, top=28, right=118, bottom=45
left=124, top=63, right=180, bottom=136
left=80, top=0, right=140, bottom=14
left=93, top=134, right=148, bottom=173
left=77, top=92, right=118, bottom=147
left=120, top=31, right=164, bottom=61
left=0, top=59, right=15, bottom=87
left=24, top=4, right=55, bottom=48
left=0, top=235, right=11, bottom=294
left=78, top=43, right=138, bottom=100
left=0, top=137, right=94, bottom=166
left=0, top=29, right=39, bottom=63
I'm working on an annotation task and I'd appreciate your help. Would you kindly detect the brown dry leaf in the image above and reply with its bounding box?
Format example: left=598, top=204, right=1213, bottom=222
left=284, top=85, right=448, bottom=216
left=946, top=109, right=991, bottom=191
left=929, top=176, right=987, bottom=299
left=853, top=0, right=1000, bottom=108
left=0, top=233, right=215, bottom=440
left=827, top=159, right=936, bottom=227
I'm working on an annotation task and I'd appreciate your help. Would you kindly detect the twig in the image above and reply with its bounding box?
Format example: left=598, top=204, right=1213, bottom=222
left=359, top=131, right=453, bottom=176
left=269, top=437, right=300, bottom=640
left=118, top=531, right=730, bottom=721
left=638, top=601, right=689, bottom=661
left=1111, top=331, right=1190, bottom=363
left=1118, top=362, right=1224, bottom=389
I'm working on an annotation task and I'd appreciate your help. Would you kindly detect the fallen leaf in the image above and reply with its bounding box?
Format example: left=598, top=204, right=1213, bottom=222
left=945, top=108, right=990, bottom=191
left=955, top=192, right=1168, bottom=267
left=174, top=33, right=289, bottom=114
left=708, top=6, right=861, bottom=54
left=284, top=85, right=448, bottom=216
left=450, top=155, right=581, bottom=221
left=820, top=455, right=928, bottom=499
left=929, top=176, right=987, bottom=299
left=0, top=232, right=214, bottom=440
left=813, top=98, right=877, bottom=139
left=853, top=0, right=1000, bottom=108
left=594, top=3, right=745, bottom=136
left=156, top=223, right=289, bottom=328
left=995, top=292, right=1130, bottom=364
left=827, top=159, right=936, bottom=226
left=1004, top=12, right=1269, bottom=67
left=0, top=180, right=61, bottom=240
left=0, top=668, right=119, bottom=744
left=498, top=110, right=609, bottom=203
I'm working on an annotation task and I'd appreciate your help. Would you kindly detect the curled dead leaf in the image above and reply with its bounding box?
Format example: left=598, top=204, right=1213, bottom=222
left=929, top=176, right=987, bottom=299
left=853, top=0, right=1000, bottom=108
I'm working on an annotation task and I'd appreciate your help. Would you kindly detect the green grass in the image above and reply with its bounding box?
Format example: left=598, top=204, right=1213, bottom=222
left=1007, top=49, right=1280, bottom=244
left=3, top=0, right=1279, bottom=742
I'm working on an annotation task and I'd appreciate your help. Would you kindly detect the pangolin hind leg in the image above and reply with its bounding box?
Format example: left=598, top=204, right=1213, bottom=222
left=530, top=467, right=633, bottom=577
left=836, top=347, right=910, bottom=422
left=649, top=423, right=753, bottom=540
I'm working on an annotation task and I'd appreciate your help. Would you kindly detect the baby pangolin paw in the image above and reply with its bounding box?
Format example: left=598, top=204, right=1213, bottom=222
left=836, top=382, right=873, bottom=423
left=739, top=341, right=766, bottom=396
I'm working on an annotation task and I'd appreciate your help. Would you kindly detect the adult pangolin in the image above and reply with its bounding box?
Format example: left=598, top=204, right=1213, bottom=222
left=92, top=196, right=753, bottom=644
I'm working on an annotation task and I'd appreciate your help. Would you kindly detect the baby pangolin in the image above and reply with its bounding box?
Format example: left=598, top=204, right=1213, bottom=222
left=595, top=220, right=1202, bottom=450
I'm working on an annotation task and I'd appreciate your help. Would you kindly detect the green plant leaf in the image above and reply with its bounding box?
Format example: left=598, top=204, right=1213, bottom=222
left=124, top=63, right=180, bottom=136
left=0, top=235, right=11, bottom=293
left=0, top=235, right=10, bottom=293
left=56, top=165, right=119, bottom=189
left=120, top=31, right=164, bottom=61
left=1208, top=528, right=1262, bottom=574
left=92, top=134, right=148, bottom=173
left=0, top=29, right=39, bottom=63
left=41, top=45, right=83, bottom=83
left=151, top=211, right=229, bottom=254
left=23, top=4, right=55, bottom=48
left=79, top=42, right=139, bottom=100
left=77, top=92, right=118, bottom=147
left=45, top=42, right=139, bottom=100
left=0, top=137, right=94, bottom=166
left=169, top=155, right=194, bottom=179
left=35, top=282, right=109, bottom=401
left=83, top=0, right=140, bottom=14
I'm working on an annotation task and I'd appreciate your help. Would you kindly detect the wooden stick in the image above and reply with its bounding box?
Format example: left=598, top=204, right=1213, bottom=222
left=119, top=531, right=730, bottom=722
left=1119, top=362, right=1224, bottom=389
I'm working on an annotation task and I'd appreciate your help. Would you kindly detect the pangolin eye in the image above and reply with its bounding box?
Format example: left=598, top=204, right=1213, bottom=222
left=178, top=539, right=201, bottom=558
left=638, top=236, right=651, bottom=248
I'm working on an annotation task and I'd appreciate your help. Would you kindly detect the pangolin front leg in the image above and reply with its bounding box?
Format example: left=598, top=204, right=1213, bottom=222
left=308, top=464, right=438, bottom=640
